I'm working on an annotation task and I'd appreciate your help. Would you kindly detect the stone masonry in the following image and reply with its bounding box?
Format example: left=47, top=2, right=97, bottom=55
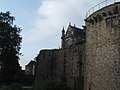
left=35, top=24, right=85, bottom=90
left=35, top=2, right=120, bottom=90
left=85, top=2, right=120, bottom=90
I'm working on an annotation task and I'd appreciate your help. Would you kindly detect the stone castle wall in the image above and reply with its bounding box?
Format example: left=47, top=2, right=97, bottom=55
left=35, top=43, right=85, bottom=90
left=34, top=50, right=59, bottom=89
left=85, top=3, right=120, bottom=90
left=64, top=44, right=85, bottom=90
left=35, top=2, right=120, bottom=90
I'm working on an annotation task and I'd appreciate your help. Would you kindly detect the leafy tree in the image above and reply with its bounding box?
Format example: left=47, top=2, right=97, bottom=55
left=0, top=11, right=22, bottom=84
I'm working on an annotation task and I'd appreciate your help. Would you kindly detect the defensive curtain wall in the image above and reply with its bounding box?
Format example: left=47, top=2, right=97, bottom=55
left=35, top=44, right=85, bottom=90
left=85, top=1, right=120, bottom=90
left=34, top=24, right=85, bottom=90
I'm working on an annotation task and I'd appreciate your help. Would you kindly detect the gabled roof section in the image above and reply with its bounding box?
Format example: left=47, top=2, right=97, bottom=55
left=65, top=24, right=85, bottom=38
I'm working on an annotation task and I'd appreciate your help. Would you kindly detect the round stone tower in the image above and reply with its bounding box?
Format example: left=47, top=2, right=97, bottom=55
left=85, top=2, right=120, bottom=90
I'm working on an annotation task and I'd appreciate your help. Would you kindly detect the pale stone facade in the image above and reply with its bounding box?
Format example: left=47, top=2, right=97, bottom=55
left=61, top=24, right=85, bottom=48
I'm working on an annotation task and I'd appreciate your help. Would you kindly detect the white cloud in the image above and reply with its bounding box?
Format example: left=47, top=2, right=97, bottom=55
left=20, top=0, right=116, bottom=69
left=24, top=0, right=103, bottom=44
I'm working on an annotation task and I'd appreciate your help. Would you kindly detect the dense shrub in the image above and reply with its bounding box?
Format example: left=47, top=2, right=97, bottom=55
left=0, top=83, right=23, bottom=90
left=42, top=81, right=71, bottom=90
left=9, top=83, right=23, bottom=90
left=0, top=83, right=35, bottom=90
left=23, top=87, right=34, bottom=90
left=0, top=86, right=9, bottom=90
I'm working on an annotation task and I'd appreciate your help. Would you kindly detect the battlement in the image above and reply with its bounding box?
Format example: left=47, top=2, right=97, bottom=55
left=85, top=1, right=120, bottom=26
left=86, top=0, right=120, bottom=18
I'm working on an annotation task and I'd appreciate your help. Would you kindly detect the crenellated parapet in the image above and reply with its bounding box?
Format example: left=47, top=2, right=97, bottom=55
left=85, top=2, right=120, bottom=26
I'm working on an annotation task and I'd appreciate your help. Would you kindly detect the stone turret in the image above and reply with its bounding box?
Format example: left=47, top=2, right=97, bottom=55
left=85, top=2, right=120, bottom=90
left=61, top=24, right=85, bottom=49
left=61, top=27, right=65, bottom=48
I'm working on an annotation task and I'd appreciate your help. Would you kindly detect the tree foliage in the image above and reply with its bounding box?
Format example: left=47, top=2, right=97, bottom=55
left=0, top=11, right=22, bottom=84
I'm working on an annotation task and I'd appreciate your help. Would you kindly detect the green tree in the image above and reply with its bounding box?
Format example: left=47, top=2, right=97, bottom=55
left=0, top=11, right=22, bottom=84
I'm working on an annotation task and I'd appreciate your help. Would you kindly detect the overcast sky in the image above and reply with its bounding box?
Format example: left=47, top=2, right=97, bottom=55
left=0, top=0, right=116, bottom=69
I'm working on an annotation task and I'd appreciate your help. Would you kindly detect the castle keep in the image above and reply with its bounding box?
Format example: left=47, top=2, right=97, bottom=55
left=35, top=1, right=120, bottom=90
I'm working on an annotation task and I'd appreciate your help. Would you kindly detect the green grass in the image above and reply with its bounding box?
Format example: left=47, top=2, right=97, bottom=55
left=0, top=83, right=34, bottom=90
left=0, top=81, right=71, bottom=90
